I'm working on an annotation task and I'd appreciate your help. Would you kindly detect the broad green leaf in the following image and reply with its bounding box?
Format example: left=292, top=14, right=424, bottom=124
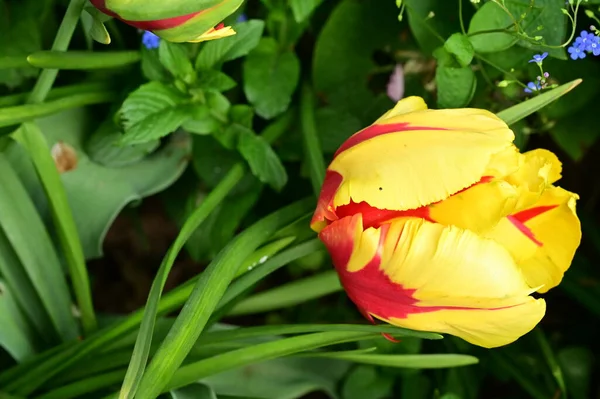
left=85, top=120, right=159, bottom=167
left=0, top=155, right=78, bottom=342
left=444, top=33, right=474, bottom=67
left=316, top=107, right=362, bottom=154
left=243, top=38, right=300, bottom=119
left=227, top=270, right=341, bottom=316
left=342, top=365, right=394, bottom=399
left=117, top=164, right=245, bottom=399
left=312, top=0, right=398, bottom=122
left=141, top=46, right=170, bottom=82
left=0, top=279, right=37, bottom=362
left=14, top=122, right=96, bottom=334
left=229, top=104, right=254, bottom=128
left=506, top=0, right=567, bottom=59
left=435, top=65, right=476, bottom=108
left=196, top=20, right=265, bottom=69
left=159, top=41, right=195, bottom=83
left=133, top=200, right=314, bottom=398
left=202, top=357, right=348, bottom=399
left=289, top=0, right=323, bottom=22
left=182, top=104, right=221, bottom=135
left=468, top=1, right=517, bottom=53
left=313, top=353, right=479, bottom=369
left=0, top=0, right=44, bottom=88
left=6, top=108, right=191, bottom=259
left=237, top=127, right=288, bottom=190
left=170, top=384, right=217, bottom=399
left=496, top=79, right=581, bottom=125
left=195, top=70, right=237, bottom=92
left=550, top=101, right=600, bottom=161
left=404, top=0, right=462, bottom=54
left=120, top=82, right=192, bottom=144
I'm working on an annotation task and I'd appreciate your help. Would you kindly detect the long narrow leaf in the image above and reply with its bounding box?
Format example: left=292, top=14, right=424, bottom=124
left=305, top=352, right=478, bottom=369
left=119, top=164, right=246, bottom=399
left=134, top=199, right=314, bottom=398
left=0, top=155, right=78, bottom=342
left=14, top=122, right=96, bottom=334
left=227, top=270, right=342, bottom=316
left=496, top=79, right=582, bottom=125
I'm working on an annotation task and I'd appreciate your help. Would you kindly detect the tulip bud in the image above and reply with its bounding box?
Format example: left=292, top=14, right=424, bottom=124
left=89, top=0, right=244, bottom=43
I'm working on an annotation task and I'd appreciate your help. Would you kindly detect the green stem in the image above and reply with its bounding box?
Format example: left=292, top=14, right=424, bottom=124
left=27, top=0, right=87, bottom=104
left=0, top=56, right=30, bottom=69
left=27, top=51, right=140, bottom=70
left=0, top=91, right=116, bottom=128
left=300, top=83, right=326, bottom=197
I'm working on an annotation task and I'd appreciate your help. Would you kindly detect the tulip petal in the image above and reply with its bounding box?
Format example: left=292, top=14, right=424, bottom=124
left=486, top=186, right=581, bottom=292
left=319, top=215, right=543, bottom=348
left=329, top=123, right=515, bottom=211
left=375, top=96, right=427, bottom=123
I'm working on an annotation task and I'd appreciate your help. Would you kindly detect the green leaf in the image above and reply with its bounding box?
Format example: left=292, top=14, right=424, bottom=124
left=550, top=101, right=600, bottom=161
left=0, top=0, right=44, bottom=88
left=6, top=108, right=191, bottom=260
left=444, top=33, right=474, bottom=67
left=141, top=46, right=170, bottom=82
left=196, top=20, right=265, bottom=69
left=0, top=155, right=78, bottom=342
left=316, top=107, right=363, bottom=153
left=342, top=366, right=394, bottom=399
left=202, top=357, right=348, bottom=399
left=159, top=41, right=195, bottom=83
left=506, top=0, right=567, bottom=59
left=227, top=270, right=341, bottom=316
left=120, top=81, right=192, bottom=144
left=182, top=104, right=221, bottom=135
left=0, top=280, right=37, bottom=362
left=533, top=329, right=566, bottom=398
left=170, top=384, right=217, bottom=399
left=133, top=200, right=313, bottom=398
left=404, top=0, right=462, bottom=54
left=558, top=347, right=593, bottom=399
left=13, top=122, right=97, bottom=334
left=312, top=0, right=398, bottom=122
left=27, top=51, right=140, bottom=70
left=243, top=38, right=300, bottom=119
left=289, top=0, right=323, bottom=22
left=117, top=164, right=245, bottom=399
left=196, top=70, right=237, bottom=92
left=468, top=1, right=517, bottom=53
left=237, top=127, right=288, bottom=190
left=81, top=7, right=111, bottom=45
left=435, top=65, right=476, bottom=108
left=229, top=104, right=254, bottom=128
left=313, top=353, right=479, bottom=369
left=496, top=79, right=582, bottom=125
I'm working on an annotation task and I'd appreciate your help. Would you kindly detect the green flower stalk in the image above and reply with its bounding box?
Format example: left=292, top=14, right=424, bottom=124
left=90, top=0, right=244, bottom=42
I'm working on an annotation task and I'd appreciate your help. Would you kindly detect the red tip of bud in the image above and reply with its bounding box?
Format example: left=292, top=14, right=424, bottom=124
left=215, top=22, right=225, bottom=30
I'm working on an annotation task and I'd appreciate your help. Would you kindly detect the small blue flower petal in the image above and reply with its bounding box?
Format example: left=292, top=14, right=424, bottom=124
left=528, top=52, right=548, bottom=63
left=568, top=44, right=587, bottom=60
left=236, top=13, right=248, bottom=22
left=142, top=31, right=160, bottom=50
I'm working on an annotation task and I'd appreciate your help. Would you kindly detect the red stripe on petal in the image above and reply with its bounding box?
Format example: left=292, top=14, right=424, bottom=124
left=333, top=123, right=447, bottom=158
left=508, top=215, right=543, bottom=246
left=512, top=205, right=558, bottom=223
left=336, top=201, right=433, bottom=229
left=311, top=170, right=344, bottom=229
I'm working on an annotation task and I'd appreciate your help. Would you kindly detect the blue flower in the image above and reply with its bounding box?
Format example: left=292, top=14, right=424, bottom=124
left=524, top=81, right=542, bottom=93
left=236, top=13, right=248, bottom=23
left=590, top=35, right=600, bottom=56
left=568, top=43, right=587, bottom=60
left=528, top=52, right=548, bottom=64
left=142, top=31, right=160, bottom=50
left=575, top=30, right=594, bottom=51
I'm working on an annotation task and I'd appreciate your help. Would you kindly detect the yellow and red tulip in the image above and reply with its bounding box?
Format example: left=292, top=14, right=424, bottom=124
left=311, top=96, right=581, bottom=348
left=89, top=0, right=242, bottom=43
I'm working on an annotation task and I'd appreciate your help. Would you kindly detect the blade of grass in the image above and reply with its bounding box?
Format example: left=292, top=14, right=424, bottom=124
left=305, top=352, right=478, bottom=369
left=118, top=163, right=246, bottom=399
left=0, top=155, right=78, bottom=342
left=496, top=79, right=582, bottom=125
left=534, top=328, right=567, bottom=398
left=0, top=82, right=107, bottom=107
left=133, top=199, right=314, bottom=399
left=14, top=122, right=97, bottom=334
left=226, top=270, right=342, bottom=316
left=27, top=51, right=140, bottom=70
left=300, top=83, right=326, bottom=196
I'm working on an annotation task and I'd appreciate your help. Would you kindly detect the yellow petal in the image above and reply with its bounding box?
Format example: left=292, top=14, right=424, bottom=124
left=189, top=26, right=236, bottom=42
left=330, top=126, right=515, bottom=211
left=429, top=179, right=519, bottom=233
left=386, top=298, right=545, bottom=348
left=375, top=96, right=428, bottom=123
